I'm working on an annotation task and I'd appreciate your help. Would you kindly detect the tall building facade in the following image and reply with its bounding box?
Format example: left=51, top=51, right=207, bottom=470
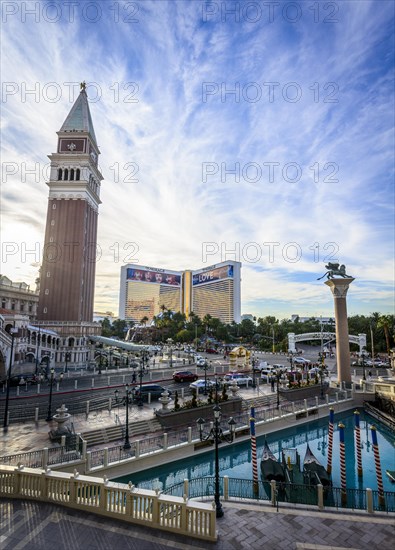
left=35, top=83, right=102, bottom=369
left=119, top=265, right=182, bottom=323
left=37, top=83, right=102, bottom=322
left=119, top=261, right=241, bottom=324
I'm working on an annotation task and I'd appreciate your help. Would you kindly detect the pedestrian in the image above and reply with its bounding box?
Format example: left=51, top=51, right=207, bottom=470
left=271, top=376, right=275, bottom=392
left=132, top=372, right=136, bottom=384
left=368, top=370, right=372, bottom=379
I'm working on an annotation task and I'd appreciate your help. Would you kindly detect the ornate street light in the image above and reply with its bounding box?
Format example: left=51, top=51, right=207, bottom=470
left=46, top=368, right=56, bottom=421
left=276, top=369, right=283, bottom=409
left=196, top=405, right=236, bottom=518
left=114, top=384, right=134, bottom=450
left=3, top=326, right=18, bottom=432
left=65, top=351, right=71, bottom=373
left=201, top=359, right=210, bottom=395
left=136, top=350, right=149, bottom=407
left=251, top=355, right=257, bottom=389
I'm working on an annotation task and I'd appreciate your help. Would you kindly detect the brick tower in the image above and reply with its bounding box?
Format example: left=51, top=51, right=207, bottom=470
left=37, top=82, right=102, bottom=322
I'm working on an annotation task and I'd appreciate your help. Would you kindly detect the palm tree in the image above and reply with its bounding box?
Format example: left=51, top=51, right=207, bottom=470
left=377, top=315, right=393, bottom=355
left=140, top=316, right=149, bottom=327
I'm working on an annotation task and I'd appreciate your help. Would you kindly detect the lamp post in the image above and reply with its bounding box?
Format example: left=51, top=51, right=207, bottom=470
left=361, top=352, right=366, bottom=381
left=34, top=327, right=41, bottom=375
left=201, top=359, right=210, bottom=395
left=251, top=355, right=256, bottom=389
left=167, top=338, right=173, bottom=370
left=65, top=351, right=71, bottom=373
left=136, top=350, right=149, bottom=407
left=276, top=370, right=282, bottom=409
left=3, top=326, right=18, bottom=432
left=115, top=384, right=134, bottom=450
left=196, top=405, right=236, bottom=518
left=288, top=350, right=294, bottom=371
left=46, top=368, right=55, bottom=421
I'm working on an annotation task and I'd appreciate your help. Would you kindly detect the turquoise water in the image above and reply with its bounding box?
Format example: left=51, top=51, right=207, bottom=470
left=114, top=410, right=395, bottom=493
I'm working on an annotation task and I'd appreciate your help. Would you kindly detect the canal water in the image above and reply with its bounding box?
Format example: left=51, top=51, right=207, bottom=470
left=114, top=409, right=395, bottom=493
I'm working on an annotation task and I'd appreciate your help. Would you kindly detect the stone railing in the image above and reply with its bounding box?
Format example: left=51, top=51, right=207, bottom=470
left=0, top=464, right=217, bottom=541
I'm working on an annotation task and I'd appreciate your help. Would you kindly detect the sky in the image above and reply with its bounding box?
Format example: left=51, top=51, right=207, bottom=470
left=1, top=0, right=394, bottom=320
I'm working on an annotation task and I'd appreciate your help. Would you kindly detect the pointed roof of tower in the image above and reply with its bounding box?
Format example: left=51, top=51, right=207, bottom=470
left=60, top=82, right=98, bottom=146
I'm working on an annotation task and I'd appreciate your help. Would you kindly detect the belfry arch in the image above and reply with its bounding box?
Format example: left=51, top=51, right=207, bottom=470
left=288, top=332, right=366, bottom=353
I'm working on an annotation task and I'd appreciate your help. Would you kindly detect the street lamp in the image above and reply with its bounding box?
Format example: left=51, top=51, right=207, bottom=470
left=114, top=384, right=134, bottom=450
left=3, top=326, right=18, bottom=432
left=34, top=327, right=41, bottom=375
left=196, top=405, right=236, bottom=518
left=276, top=370, right=282, bottom=409
left=136, top=351, right=149, bottom=407
left=201, top=359, right=210, bottom=395
left=251, top=355, right=256, bottom=389
left=361, top=351, right=366, bottom=381
left=288, top=350, right=294, bottom=371
left=65, top=351, right=71, bottom=373
left=46, top=368, right=55, bottom=421
left=167, top=338, right=173, bottom=370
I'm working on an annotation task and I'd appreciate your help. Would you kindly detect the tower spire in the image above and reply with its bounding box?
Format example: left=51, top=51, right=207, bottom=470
left=59, top=82, right=98, bottom=146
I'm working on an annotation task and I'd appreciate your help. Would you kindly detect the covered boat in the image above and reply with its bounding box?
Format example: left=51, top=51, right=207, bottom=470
left=260, top=440, right=286, bottom=482
left=303, top=444, right=331, bottom=487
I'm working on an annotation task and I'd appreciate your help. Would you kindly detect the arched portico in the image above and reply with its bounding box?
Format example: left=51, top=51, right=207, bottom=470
left=288, top=332, right=366, bottom=353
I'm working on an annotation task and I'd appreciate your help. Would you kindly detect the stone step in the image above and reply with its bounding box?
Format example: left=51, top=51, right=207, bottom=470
left=81, top=418, right=163, bottom=447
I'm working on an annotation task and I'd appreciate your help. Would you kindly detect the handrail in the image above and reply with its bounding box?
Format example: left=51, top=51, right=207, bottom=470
left=0, top=465, right=217, bottom=541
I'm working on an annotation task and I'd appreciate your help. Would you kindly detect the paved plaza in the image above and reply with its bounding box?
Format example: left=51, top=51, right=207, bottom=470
left=1, top=497, right=394, bottom=549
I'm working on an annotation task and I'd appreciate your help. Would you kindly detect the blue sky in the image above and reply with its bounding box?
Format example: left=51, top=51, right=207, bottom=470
left=1, top=0, right=394, bottom=319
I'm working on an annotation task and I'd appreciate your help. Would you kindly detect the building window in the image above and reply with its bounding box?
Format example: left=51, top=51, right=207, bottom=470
left=1, top=300, right=6, bottom=309
left=20, top=303, right=25, bottom=311
left=70, top=169, right=75, bottom=181
left=11, top=302, right=15, bottom=310
left=64, top=168, right=69, bottom=180
left=45, top=289, right=49, bottom=295
left=29, top=304, right=32, bottom=312
left=76, top=168, right=80, bottom=180
left=58, top=168, right=62, bottom=180
left=51, top=220, right=55, bottom=226
left=43, top=307, right=47, bottom=313
left=47, top=272, right=50, bottom=277
left=52, top=203, right=56, bottom=209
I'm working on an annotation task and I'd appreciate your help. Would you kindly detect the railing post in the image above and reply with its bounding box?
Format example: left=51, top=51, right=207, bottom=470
left=35, top=407, right=39, bottom=422
left=163, top=433, right=168, bottom=450
left=336, top=392, right=339, bottom=403
left=135, top=440, right=140, bottom=458
left=104, top=448, right=109, bottom=467
left=43, top=448, right=49, bottom=468
left=152, top=492, right=160, bottom=524
left=40, top=471, right=48, bottom=498
left=100, top=481, right=108, bottom=512
left=108, top=397, right=112, bottom=411
left=326, top=394, right=329, bottom=404
left=317, top=484, right=324, bottom=510
left=270, top=480, right=276, bottom=506
left=315, top=396, right=319, bottom=407
left=223, top=475, right=229, bottom=501
left=180, top=497, right=188, bottom=533
left=304, top=399, right=308, bottom=411
left=278, top=405, right=282, bottom=417
left=74, top=380, right=78, bottom=390
left=181, top=388, right=185, bottom=400
left=86, top=451, right=92, bottom=471
left=183, top=478, right=189, bottom=498
left=61, top=435, right=66, bottom=447
left=148, top=393, right=151, bottom=404
left=91, top=378, right=95, bottom=388
left=187, top=426, right=192, bottom=443
left=37, top=383, right=41, bottom=394
left=16, top=386, right=20, bottom=396
left=86, top=401, right=90, bottom=417
left=82, top=439, right=87, bottom=460
left=292, top=402, right=295, bottom=414
left=366, top=488, right=374, bottom=513
left=107, top=376, right=110, bottom=386
left=69, top=473, right=77, bottom=505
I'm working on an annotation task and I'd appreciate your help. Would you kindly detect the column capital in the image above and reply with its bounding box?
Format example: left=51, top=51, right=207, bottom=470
left=325, top=277, right=355, bottom=298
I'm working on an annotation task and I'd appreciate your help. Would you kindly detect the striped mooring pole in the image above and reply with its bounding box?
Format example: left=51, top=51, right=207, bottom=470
left=354, top=410, right=363, bottom=477
left=338, top=422, right=347, bottom=505
left=326, top=407, right=334, bottom=474
left=371, top=425, right=385, bottom=507
left=250, top=406, right=259, bottom=495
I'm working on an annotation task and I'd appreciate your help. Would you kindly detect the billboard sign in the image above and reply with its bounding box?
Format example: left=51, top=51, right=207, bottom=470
left=193, top=265, right=234, bottom=286
left=126, top=268, right=181, bottom=287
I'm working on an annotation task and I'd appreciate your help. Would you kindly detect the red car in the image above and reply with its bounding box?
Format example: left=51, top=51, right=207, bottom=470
left=173, top=371, right=198, bottom=382
left=206, top=348, right=218, bottom=354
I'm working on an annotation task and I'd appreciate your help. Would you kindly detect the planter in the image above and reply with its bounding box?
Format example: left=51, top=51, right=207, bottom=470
left=155, top=397, right=243, bottom=429
left=279, top=383, right=328, bottom=401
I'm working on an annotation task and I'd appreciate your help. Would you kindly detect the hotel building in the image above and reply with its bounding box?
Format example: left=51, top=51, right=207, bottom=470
left=119, top=261, right=241, bottom=324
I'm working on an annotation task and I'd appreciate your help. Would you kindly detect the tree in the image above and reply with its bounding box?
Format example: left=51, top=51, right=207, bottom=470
left=377, top=315, right=394, bottom=355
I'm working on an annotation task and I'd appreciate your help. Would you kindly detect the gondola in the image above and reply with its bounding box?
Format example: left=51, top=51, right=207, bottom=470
left=303, top=443, right=331, bottom=487
left=260, top=440, right=286, bottom=482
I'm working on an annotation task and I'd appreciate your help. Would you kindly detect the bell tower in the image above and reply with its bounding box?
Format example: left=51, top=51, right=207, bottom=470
left=37, top=82, right=102, bottom=322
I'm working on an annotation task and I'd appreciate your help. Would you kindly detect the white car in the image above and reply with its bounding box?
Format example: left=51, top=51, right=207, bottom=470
left=196, top=358, right=207, bottom=366
left=293, top=357, right=311, bottom=365
left=190, top=379, right=216, bottom=391
left=224, top=373, right=253, bottom=386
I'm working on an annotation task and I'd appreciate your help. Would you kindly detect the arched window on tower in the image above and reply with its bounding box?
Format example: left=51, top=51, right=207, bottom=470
left=58, top=168, right=63, bottom=180
left=64, top=169, right=69, bottom=180
left=70, top=169, right=74, bottom=181
left=76, top=168, right=80, bottom=180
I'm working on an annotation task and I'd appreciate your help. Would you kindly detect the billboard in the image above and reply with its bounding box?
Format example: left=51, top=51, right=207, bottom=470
left=126, top=268, right=181, bottom=287
left=193, top=265, right=234, bottom=286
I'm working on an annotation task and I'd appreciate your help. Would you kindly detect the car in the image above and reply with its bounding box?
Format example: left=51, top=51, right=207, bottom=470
left=173, top=371, right=198, bottom=383
left=134, top=384, right=171, bottom=401
left=293, top=357, right=311, bottom=365
left=196, top=358, right=207, bottom=366
left=223, top=373, right=253, bottom=386
left=206, top=348, right=218, bottom=354
left=189, top=379, right=217, bottom=391
left=260, top=366, right=278, bottom=381
left=1, top=374, right=37, bottom=386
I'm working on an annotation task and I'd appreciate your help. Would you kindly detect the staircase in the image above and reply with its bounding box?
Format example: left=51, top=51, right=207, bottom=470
left=241, top=394, right=279, bottom=409
left=81, top=418, right=162, bottom=447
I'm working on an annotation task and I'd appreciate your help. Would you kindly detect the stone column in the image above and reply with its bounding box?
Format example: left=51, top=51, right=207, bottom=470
left=325, top=278, right=354, bottom=385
